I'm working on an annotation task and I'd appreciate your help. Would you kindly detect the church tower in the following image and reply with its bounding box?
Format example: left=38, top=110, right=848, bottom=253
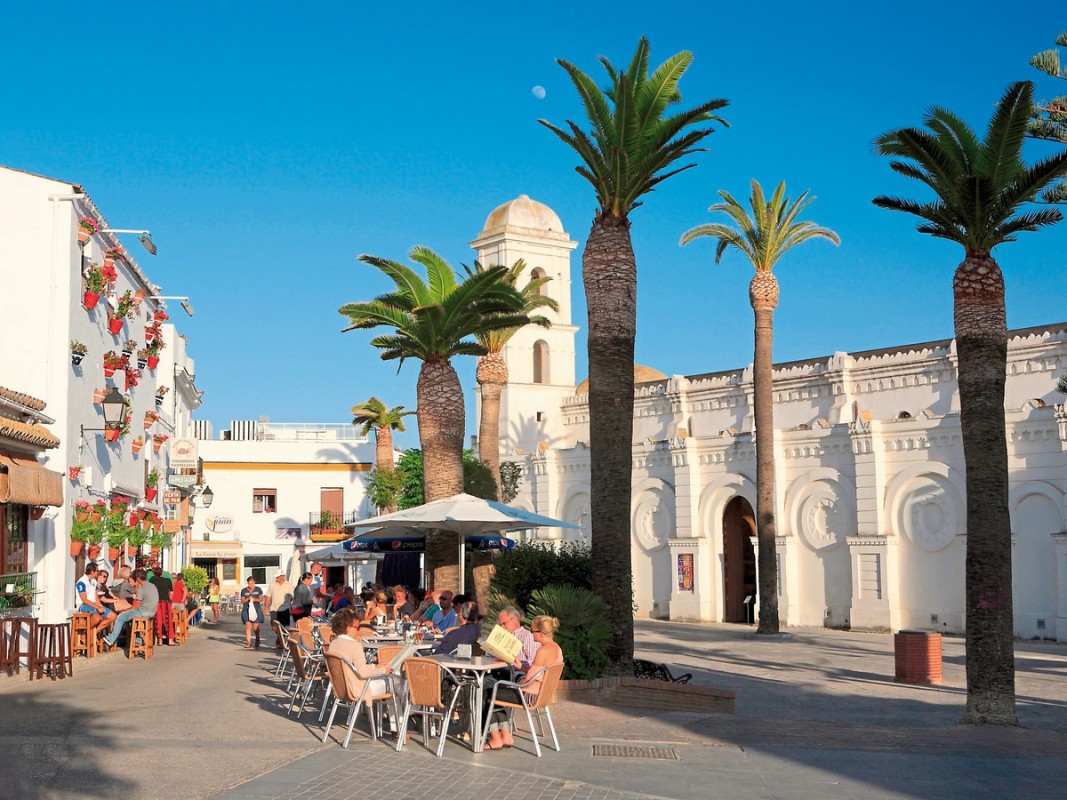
left=471, top=195, right=578, bottom=459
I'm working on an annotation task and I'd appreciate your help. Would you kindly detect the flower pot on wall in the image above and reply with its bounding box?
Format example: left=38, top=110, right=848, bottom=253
left=108, top=546, right=120, bottom=561
left=126, top=543, right=138, bottom=558
left=108, top=317, right=124, bottom=335
left=71, top=353, right=85, bottom=367
left=131, top=438, right=144, bottom=455
left=103, top=428, right=120, bottom=443
left=93, top=388, right=107, bottom=404
left=103, top=367, right=115, bottom=379
left=145, top=487, right=158, bottom=502
left=136, top=358, right=147, bottom=370
left=87, top=544, right=102, bottom=560
left=70, top=540, right=84, bottom=558
left=77, top=228, right=92, bottom=245
left=83, top=291, right=101, bottom=310
left=154, top=396, right=164, bottom=408
left=147, top=356, right=160, bottom=370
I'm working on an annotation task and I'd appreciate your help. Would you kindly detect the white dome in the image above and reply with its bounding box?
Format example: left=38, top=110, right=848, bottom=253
left=482, top=194, right=563, bottom=234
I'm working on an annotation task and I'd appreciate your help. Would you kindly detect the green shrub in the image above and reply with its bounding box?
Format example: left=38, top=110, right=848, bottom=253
left=182, top=564, right=209, bottom=595
left=527, top=584, right=612, bottom=680
left=488, top=541, right=592, bottom=610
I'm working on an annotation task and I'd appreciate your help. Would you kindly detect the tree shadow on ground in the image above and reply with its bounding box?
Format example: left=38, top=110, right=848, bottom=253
left=0, top=692, right=136, bottom=800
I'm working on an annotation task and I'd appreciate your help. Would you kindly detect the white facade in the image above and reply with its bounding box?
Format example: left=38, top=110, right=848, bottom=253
left=0, top=166, right=203, bottom=623
left=479, top=195, right=1067, bottom=641
left=196, top=421, right=379, bottom=593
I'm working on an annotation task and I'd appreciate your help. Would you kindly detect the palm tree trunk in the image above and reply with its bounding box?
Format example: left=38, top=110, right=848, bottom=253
left=751, top=272, right=780, bottom=634
left=585, top=213, right=637, bottom=669
left=417, top=357, right=465, bottom=590
left=376, top=427, right=398, bottom=513
left=954, top=253, right=1017, bottom=726
left=476, top=352, right=508, bottom=500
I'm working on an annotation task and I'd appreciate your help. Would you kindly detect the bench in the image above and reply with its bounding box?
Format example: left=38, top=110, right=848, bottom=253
left=633, top=658, right=692, bottom=684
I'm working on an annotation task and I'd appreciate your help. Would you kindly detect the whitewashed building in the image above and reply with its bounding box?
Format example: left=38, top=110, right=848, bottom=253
left=0, top=166, right=203, bottom=624
left=196, top=421, right=380, bottom=594
left=475, top=195, right=1067, bottom=641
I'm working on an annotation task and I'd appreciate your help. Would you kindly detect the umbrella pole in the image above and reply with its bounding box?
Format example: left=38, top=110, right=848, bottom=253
left=458, top=534, right=466, bottom=594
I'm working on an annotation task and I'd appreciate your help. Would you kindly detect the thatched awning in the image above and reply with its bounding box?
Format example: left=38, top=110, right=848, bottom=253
left=0, top=452, right=64, bottom=506
left=0, top=417, right=60, bottom=448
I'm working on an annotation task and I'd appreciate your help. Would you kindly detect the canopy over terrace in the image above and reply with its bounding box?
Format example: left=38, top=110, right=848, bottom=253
left=344, top=493, right=578, bottom=591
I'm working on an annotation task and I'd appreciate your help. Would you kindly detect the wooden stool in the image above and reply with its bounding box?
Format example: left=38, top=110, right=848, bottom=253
left=33, top=622, right=72, bottom=680
left=129, top=617, right=154, bottom=660
left=171, top=606, right=188, bottom=645
left=1, top=616, right=37, bottom=676
left=71, top=612, right=96, bottom=659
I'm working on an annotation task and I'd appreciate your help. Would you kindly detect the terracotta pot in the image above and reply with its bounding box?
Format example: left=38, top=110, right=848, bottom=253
left=84, top=291, right=101, bottom=310
left=152, top=442, right=162, bottom=452
left=93, top=388, right=107, bottom=403
left=87, top=544, right=102, bottom=560
left=144, top=327, right=156, bottom=344
left=109, top=546, right=120, bottom=561
left=69, top=467, right=82, bottom=481
left=126, top=543, right=138, bottom=558
left=133, top=289, right=147, bottom=305
left=103, top=366, right=115, bottom=379
left=131, top=440, right=143, bottom=455
left=103, top=256, right=115, bottom=269
left=77, top=228, right=92, bottom=244
left=145, top=487, right=158, bottom=502
left=70, top=540, right=84, bottom=558
left=108, top=317, right=124, bottom=335
left=74, top=509, right=89, bottom=522
left=103, top=428, right=121, bottom=443
left=89, top=510, right=102, bottom=523
left=150, top=546, right=160, bottom=561
left=147, top=356, right=160, bottom=370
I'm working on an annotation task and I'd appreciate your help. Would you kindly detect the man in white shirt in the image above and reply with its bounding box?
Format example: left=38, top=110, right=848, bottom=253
left=76, top=562, right=115, bottom=635
left=498, top=605, right=539, bottom=672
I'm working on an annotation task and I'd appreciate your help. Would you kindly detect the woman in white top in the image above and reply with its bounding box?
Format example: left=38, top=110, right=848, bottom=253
left=327, top=608, right=391, bottom=697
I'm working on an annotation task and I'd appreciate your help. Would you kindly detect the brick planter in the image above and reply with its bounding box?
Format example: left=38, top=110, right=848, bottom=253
left=558, top=677, right=735, bottom=714
left=894, top=630, right=943, bottom=684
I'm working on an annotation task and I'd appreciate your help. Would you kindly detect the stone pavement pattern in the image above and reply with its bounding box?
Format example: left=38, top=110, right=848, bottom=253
left=2, top=615, right=1065, bottom=800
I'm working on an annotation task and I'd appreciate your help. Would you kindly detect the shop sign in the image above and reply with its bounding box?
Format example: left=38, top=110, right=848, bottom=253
left=206, top=515, right=234, bottom=533
left=169, top=475, right=197, bottom=487
left=163, top=490, right=182, bottom=505
left=170, top=437, right=199, bottom=469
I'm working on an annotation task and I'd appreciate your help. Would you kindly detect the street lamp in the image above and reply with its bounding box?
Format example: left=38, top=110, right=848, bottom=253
left=79, top=388, right=129, bottom=451
left=100, top=228, right=157, bottom=255
left=200, top=486, right=214, bottom=508
left=148, top=295, right=194, bottom=317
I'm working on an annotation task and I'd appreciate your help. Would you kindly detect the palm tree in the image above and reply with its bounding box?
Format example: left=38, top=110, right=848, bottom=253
left=351, top=397, right=414, bottom=512
left=681, top=180, right=839, bottom=634
left=541, top=37, right=728, bottom=665
left=873, top=81, right=1067, bottom=725
left=471, top=259, right=558, bottom=495
left=340, top=247, right=531, bottom=588
left=1028, top=31, right=1067, bottom=203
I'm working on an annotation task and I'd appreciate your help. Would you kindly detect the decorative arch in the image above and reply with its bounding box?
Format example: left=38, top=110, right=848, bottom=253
left=784, top=468, right=857, bottom=552
left=631, top=477, right=676, bottom=552
left=558, top=486, right=591, bottom=545
left=533, top=340, right=550, bottom=384
left=884, top=462, right=966, bottom=552
left=1008, top=479, right=1065, bottom=518
left=529, top=267, right=547, bottom=296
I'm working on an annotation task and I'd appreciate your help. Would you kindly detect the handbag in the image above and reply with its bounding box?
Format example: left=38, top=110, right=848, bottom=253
left=248, top=597, right=260, bottom=622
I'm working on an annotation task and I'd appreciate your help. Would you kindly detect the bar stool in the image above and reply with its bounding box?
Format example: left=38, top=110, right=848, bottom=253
left=33, top=622, right=72, bottom=680
left=70, top=612, right=96, bottom=659
left=1, top=616, right=37, bottom=676
left=171, top=606, right=188, bottom=645
left=129, top=617, right=154, bottom=660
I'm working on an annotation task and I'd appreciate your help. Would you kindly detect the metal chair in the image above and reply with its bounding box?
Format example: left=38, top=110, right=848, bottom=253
left=286, top=637, right=324, bottom=718
left=394, top=657, right=463, bottom=757
left=321, top=652, right=396, bottom=748
left=374, top=644, right=403, bottom=667
left=480, top=661, right=564, bottom=757
left=272, top=621, right=291, bottom=676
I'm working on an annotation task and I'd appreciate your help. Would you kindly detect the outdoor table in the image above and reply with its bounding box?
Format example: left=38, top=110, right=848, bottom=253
left=425, top=653, right=504, bottom=753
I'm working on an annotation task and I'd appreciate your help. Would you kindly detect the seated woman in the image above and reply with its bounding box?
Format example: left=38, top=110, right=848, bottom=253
left=360, top=590, right=389, bottom=625
left=484, top=615, right=563, bottom=750
left=98, top=570, right=131, bottom=614
left=327, top=608, right=391, bottom=697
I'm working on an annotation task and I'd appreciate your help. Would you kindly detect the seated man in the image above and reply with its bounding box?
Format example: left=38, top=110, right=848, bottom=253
left=432, top=601, right=480, bottom=654
left=389, top=585, right=416, bottom=620
left=497, top=605, right=540, bottom=672
left=414, top=590, right=439, bottom=622
left=76, top=562, right=115, bottom=636
left=426, top=591, right=456, bottom=632
left=102, top=569, right=159, bottom=649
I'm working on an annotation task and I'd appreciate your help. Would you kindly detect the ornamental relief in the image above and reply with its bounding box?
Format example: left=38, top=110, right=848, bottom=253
left=632, top=484, right=676, bottom=551
left=894, top=473, right=962, bottom=552
left=794, top=479, right=854, bottom=551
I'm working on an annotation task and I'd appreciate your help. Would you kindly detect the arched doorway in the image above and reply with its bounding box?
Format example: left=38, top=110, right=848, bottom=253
left=723, top=496, right=756, bottom=623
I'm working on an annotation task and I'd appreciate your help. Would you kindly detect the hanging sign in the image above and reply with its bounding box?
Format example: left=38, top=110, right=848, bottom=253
left=170, top=437, right=199, bottom=470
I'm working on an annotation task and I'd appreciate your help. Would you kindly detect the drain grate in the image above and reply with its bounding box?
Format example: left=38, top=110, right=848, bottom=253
left=592, top=744, right=680, bottom=760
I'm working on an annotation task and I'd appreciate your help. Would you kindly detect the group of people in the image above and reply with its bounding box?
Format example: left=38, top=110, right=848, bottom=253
left=76, top=562, right=207, bottom=652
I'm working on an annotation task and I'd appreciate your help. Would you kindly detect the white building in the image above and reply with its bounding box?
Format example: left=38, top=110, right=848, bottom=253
left=196, top=421, right=380, bottom=594
left=476, top=195, right=1067, bottom=641
left=0, top=166, right=203, bottom=624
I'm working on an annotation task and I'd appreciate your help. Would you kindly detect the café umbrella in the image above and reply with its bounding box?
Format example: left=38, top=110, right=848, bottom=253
left=344, top=492, right=579, bottom=590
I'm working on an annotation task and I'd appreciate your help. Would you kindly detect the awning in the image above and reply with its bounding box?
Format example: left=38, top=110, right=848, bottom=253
left=0, top=452, right=64, bottom=506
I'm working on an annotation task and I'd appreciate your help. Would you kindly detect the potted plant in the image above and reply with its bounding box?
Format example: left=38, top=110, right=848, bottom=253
left=73, top=499, right=91, bottom=521
left=103, top=246, right=126, bottom=267
left=90, top=500, right=107, bottom=523
left=136, top=347, right=151, bottom=370
left=77, top=216, right=99, bottom=245
left=121, top=339, right=137, bottom=356
left=145, top=468, right=159, bottom=501
left=152, top=433, right=169, bottom=452
left=69, top=519, right=92, bottom=557
left=70, top=340, right=88, bottom=366
left=102, top=350, right=127, bottom=379
left=83, top=518, right=104, bottom=560
left=68, top=466, right=83, bottom=483
left=108, top=290, right=135, bottom=334
left=153, top=308, right=169, bottom=323
left=126, top=525, right=148, bottom=558
left=144, top=410, right=159, bottom=430
left=145, top=335, right=165, bottom=369
left=149, top=529, right=172, bottom=561
left=131, top=436, right=145, bottom=455
left=106, top=521, right=128, bottom=562
left=124, top=367, right=141, bottom=391
left=154, top=386, right=170, bottom=408
left=83, top=261, right=110, bottom=310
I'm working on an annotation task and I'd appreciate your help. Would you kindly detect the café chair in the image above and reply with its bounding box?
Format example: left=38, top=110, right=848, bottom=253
left=394, top=657, right=463, bottom=757
left=272, top=621, right=291, bottom=676
left=480, top=661, right=564, bottom=757
left=321, top=652, right=396, bottom=748
left=374, top=644, right=403, bottom=667
left=286, top=638, right=324, bottom=718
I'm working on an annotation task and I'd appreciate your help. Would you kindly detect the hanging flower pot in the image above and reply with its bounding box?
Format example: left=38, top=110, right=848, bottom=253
left=150, top=546, right=160, bottom=561
left=103, top=256, right=116, bottom=269
left=108, top=316, right=124, bottom=335
left=71, top=352, right=85, bottom=367
left=103, top=428, right=121, bottom=443
left=103, top=365, right=115, bottom=379
left=147, top=355, right=160, bottom=370
left=133, top=289, right=147, bottom=305
left=144, top=411, right=158, bottom=430
left=93, top=388, right=107, bottom=404
left=145, top=487, right=158, bottom=502
left=154, top=395, right=164, bottom=408
left=87, top=544, right=102, bottom=560
left=83, top=291, right=101, bottom=310
left=126, top=543, right=138, bottom=558
left=124, top=369, right=140, bottom=391
left=70, top=540, right=85, bottom=558
left=108, top=546, right=120, bottom=561
left=137, top=357, right=147, bottom=370
left=144, top=326, right=157, bottom=344
left=77, top=217, right=98, bottom=244
left=69, top=466, right=82, bottom=482
left=77, top=228, right=92, bottom=245
left=152, top=434, right=168, bottom=452
left=131, top=437, right=144, bottom=455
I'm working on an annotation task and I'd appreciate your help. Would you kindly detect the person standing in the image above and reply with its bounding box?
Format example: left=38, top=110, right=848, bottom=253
left=265, top=572, right=293, bottom=648
left=240, top=577, right=265, bottom=649
left=291, top=573, right=314, bottom=621
left=207, top=576, right=221, bottom=623
left=151, top=567, right=175, bottom=645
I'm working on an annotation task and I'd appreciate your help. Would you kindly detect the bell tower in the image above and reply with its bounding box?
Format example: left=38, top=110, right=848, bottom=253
left=470, top=195, right=578, bottom=459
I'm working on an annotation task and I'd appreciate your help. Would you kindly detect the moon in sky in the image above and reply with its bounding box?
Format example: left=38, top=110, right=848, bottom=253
left=532, top=85, right=546, bottom=100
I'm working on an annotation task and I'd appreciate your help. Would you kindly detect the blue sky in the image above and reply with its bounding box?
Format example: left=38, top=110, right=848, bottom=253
left=3, top=3, right=1064, bottom=448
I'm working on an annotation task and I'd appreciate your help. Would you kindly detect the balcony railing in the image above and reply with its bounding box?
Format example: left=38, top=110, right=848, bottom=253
left=0, top=571, right=38, bottom=613
left=307, top=511, right=358, bottom=543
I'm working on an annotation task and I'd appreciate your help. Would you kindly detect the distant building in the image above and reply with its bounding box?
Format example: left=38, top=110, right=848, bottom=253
left=475, top=195, right=1067, bottom=640
left=0, top=166, right=203, bottom=624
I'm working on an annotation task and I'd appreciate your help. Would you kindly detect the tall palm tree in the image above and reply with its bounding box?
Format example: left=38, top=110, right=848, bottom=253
left=340, top=247, right=530, bottom=588
left=351, top=397, right=414, bottom=512
left=873, top=81, right=1067, bottom=725
left=681, top=180, right=839, bottom=634
left=541, top=37, right=728, bottom=666
left=471, top=259, right=558, bottom=495
left=1028, top=31, right=1067, bottom=203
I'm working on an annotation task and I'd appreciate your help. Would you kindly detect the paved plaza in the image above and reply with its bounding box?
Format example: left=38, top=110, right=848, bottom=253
left=1, top=616, right=1065, bottom=800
